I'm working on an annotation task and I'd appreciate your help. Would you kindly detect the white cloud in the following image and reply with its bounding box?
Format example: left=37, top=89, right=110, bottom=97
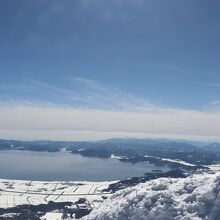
left=0, top=103, right=220, bottom=141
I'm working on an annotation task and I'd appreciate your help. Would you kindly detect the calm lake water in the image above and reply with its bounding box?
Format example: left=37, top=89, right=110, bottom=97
left=0, top=150, right=168, bottom=181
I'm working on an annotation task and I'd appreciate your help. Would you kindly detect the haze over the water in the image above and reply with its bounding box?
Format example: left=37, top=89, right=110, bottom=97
left=0, top=0, right=220, bottom=141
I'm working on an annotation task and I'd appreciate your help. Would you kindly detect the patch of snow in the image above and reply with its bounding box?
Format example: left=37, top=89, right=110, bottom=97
left=160, top=158, right=196, bottom=167
left=208, top=164, right=220, bottom=172
left=0, top=213, right=19, bottom=217
left=41, top=212, right=63, bottom=220
left=60, top=148, right=71, bottom=153
left=60, top=147, right=67, bottom=152
left=144, top=155, right=196, bottom=167
left=110, top=154, right=123, bottom=160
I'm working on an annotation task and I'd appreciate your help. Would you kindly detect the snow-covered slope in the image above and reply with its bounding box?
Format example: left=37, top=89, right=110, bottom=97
left=83, top=171, right=220, bottom=220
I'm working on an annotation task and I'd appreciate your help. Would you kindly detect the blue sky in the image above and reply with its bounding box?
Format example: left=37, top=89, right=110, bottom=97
left=0, top=0, right=220, bottom=141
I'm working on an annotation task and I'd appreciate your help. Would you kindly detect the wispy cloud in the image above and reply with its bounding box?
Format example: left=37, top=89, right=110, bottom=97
left=2, top=77, right=158, bottom=112
left=205, top=83, right=220, bottom=87
left=23, top=0, right=147, bottom=27
left=26, top=79, right=76, bottom=95
left=69, top=77, right=158, bottom=111
left=80, top=0, right=146, bottom=22
left=163, top=65, right=195, bottom=76
left=205, top=100, right=220, bottom=112
left=209, top=100, right=220, bottom=105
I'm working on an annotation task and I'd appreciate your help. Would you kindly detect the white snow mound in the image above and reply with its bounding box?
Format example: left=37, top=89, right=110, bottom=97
left=83, top=172, right=220, bottom=220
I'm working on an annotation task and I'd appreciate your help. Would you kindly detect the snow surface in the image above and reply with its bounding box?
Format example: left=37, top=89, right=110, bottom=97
left=110, top=154, right=124, bottom=160
left=208, top=165, right=220, bottom=172
left=41, top=212, right=63, bottom=220
left=144, top=155, right=196, bottom=167
left=83, top=171, right=220, bottom=220
left=0, top=179, right=114, bottom=209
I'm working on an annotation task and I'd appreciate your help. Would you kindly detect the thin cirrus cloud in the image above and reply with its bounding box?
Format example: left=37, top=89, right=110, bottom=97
left=23, top=0, right=147, bottom=27
left=204, top=82, right=220, bottom=87
left=0, top=77, right=220, bottom=141
left=22, top=77, right=158, bottom=111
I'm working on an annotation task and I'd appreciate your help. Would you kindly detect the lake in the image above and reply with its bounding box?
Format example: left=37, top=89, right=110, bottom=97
left=0, top=150, right=169, bottom=181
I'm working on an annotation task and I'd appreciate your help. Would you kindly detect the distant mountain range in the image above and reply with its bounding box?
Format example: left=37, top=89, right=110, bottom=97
left=0, top=138, right=219, bottom=152
left=204, top=142, right=220, bottom=152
